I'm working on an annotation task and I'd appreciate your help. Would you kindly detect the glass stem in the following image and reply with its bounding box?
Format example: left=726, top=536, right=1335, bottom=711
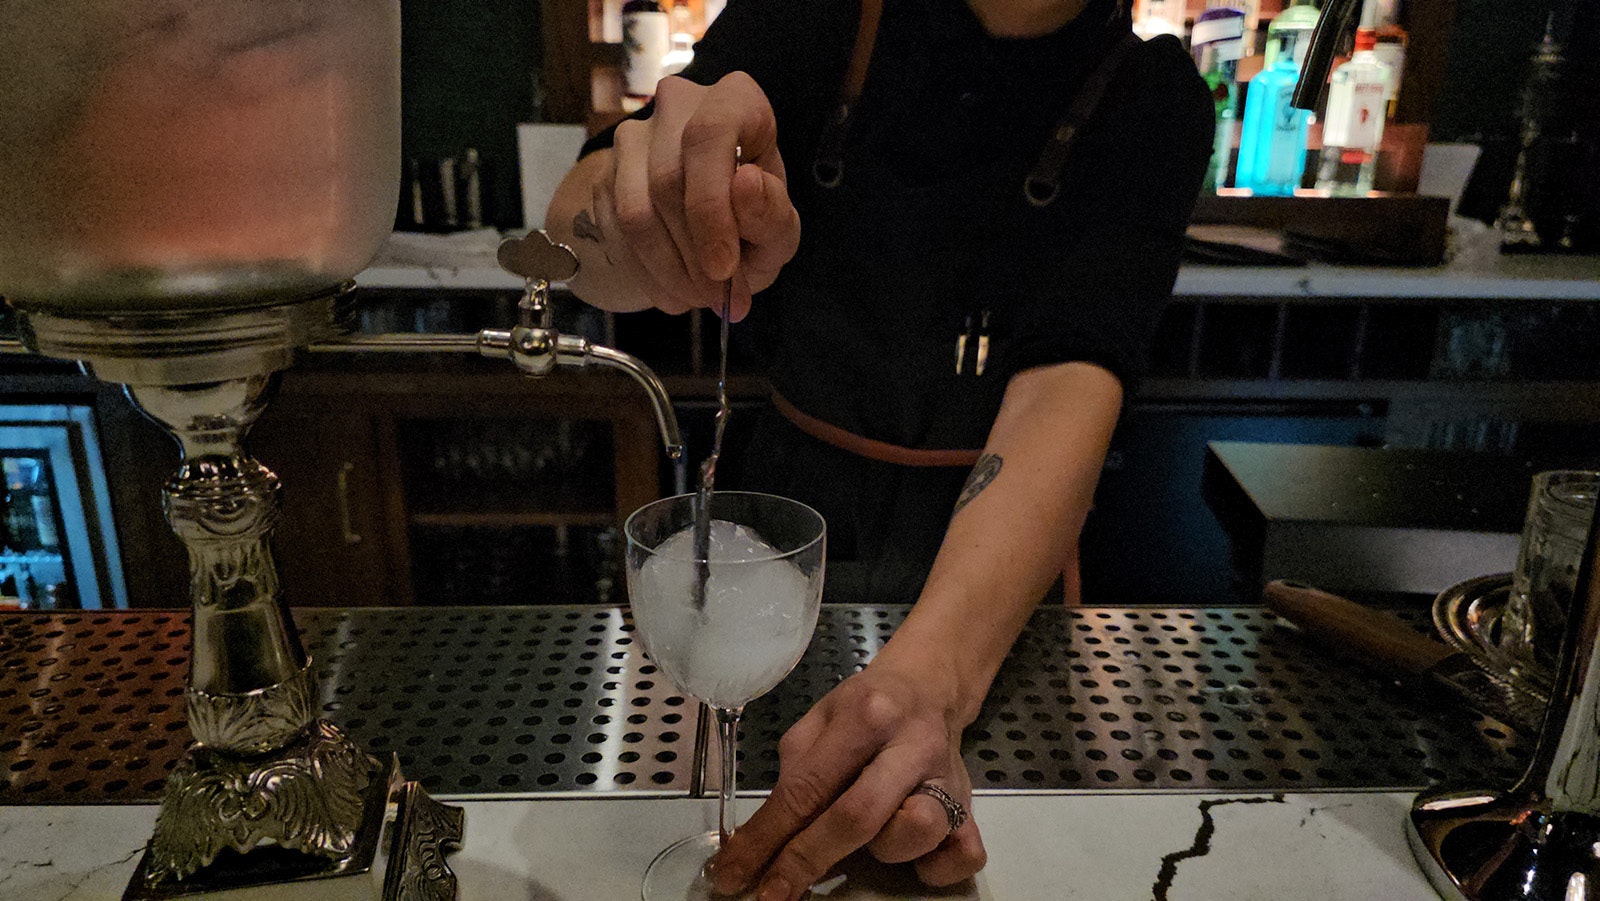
left=716, top=705, right=742, bottom=845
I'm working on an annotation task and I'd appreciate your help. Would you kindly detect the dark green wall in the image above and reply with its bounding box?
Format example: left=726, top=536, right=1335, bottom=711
left=1430, top=0, right=1559, bottom=143
left=401, top=0, right=543, bottom=229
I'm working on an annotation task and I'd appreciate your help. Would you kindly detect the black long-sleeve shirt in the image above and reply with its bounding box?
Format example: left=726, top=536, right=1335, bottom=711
left=589, top=0, right=1213, bottom=451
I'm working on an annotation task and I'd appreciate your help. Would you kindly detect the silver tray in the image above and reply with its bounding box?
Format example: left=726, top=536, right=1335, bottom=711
left=1432, top=572, right=1553, bottom=705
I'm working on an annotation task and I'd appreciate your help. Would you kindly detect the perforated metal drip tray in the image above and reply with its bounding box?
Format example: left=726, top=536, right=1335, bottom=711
left=0, top=606, right=1529, bottom=805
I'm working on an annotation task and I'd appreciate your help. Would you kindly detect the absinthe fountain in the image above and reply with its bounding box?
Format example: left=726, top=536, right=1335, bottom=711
left=0, top=3, right=681, bottom=898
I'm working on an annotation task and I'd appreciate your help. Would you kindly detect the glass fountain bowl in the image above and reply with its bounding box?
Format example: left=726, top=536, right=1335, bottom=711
left=0, top=0, right=401, bottom=313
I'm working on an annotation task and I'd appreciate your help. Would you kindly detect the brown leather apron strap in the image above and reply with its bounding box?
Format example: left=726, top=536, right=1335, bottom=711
left=812, top=0, right=884, bottom=188
left=1023, top=30, right=1142, bottom=207
left=771, top=391, right=983, bottom=468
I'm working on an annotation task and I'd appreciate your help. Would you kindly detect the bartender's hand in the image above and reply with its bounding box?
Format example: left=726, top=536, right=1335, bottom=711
left=549, top=72, right=799, bottom=321
left=707, top=652, right=987, bottom=900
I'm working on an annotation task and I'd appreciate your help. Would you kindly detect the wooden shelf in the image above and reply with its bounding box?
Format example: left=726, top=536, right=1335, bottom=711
left=1190, top=193, right=1450, bottom=266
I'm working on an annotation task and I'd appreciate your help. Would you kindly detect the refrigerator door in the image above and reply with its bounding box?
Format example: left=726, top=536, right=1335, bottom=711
left=0, top=404, right=126, bottom=609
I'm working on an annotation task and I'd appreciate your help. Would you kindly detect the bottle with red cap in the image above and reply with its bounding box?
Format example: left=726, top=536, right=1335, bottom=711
left=1314, top=25, right=1394, bottom=196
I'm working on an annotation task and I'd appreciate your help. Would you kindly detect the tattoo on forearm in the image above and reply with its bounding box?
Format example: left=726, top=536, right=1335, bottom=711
left=953, top=453, right=1003, bottom=516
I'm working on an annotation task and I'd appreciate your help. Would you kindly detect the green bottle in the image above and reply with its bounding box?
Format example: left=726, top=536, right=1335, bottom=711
left=1191, top=0, right=1247, bottom=191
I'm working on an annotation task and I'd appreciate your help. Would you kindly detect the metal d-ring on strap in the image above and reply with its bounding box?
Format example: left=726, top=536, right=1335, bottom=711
left=1022, top=31, right=1143, bottom=208
left=812, top=0, right=884, bottom=188
left=812, top=1, right=1141, bottom=208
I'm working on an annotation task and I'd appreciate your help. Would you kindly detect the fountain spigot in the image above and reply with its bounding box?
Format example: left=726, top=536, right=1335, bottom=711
left=478, top=233, right=685, bottom=460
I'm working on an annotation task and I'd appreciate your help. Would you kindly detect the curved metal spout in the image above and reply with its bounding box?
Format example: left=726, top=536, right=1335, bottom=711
left=557, top=335, right=685, bottom=461
left=307, top=330, right=685, bottom=460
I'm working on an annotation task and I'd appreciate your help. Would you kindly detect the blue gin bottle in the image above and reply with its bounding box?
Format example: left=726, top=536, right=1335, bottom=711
left=1236, top=29, right=1312, bottom=196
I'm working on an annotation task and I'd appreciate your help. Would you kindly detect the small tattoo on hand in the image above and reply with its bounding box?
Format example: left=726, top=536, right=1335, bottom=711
left=954, top=453, right=1002, bottom=515
left=574, top=208, right=604, bottom=243
left=576, top=190, right=616, bottom=264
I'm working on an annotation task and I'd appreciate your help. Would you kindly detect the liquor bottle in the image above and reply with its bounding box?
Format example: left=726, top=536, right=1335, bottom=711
left=660, top=0, right=696, bottom=78
left=30, top=489, right=58, bottom=550
left=1236, top=27, right=1312, bottom=195
left=1369, top=0, right=1408, bottom=117
left=1191, top=0, right=1248, bottom=191
left=2, top=461, right=39, bottom=552
left=600, top=0, right=624, bottom=43
left=1133, top=0, right=1185, bottom=40
left=1496, top=15, right=1567, bottom=251
left=1263, top=0, right=1320, bottom=69
left=1313, top=27, right=1393, bottom=196
left=703, top=0, right=727, bottom=30
left=622, top=0, right=670, bottom=106
left=1237, top=0, right=1263, bottom=51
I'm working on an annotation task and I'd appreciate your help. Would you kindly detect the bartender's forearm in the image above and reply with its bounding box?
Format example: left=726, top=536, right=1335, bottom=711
left=878, top=361, right=1124, bottom=726
left=545, top=150, right=661, bottom=313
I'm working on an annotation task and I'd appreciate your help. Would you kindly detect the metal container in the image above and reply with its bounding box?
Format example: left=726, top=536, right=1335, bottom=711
left=0, top=0, right=401, bottom=312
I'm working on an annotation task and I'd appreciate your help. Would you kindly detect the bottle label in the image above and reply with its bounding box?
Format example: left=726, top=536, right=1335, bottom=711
left=1324, top=80, right=1387, bottom=149
left=1345, top=82, right=1387, bottom=148
left=1273, top=86, right=1302, bottom=135
left=1191, top=17, right=1246, bottom=47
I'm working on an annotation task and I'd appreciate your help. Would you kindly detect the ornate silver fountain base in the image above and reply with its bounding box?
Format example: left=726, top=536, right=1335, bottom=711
left=13, top=292, right=464, bottom=901
left=125, top=721, right=464, bottom=901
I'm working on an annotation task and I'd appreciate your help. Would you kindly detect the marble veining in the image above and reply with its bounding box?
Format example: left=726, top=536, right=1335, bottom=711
left=1152, top=794, right=1288, bottom=900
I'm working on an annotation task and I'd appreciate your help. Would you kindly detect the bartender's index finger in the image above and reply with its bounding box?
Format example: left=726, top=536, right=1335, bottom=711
left=706, top=709, right=838, bottom=891
left=756, top=746, right=936, bottom=901
left=612, top=119, right=697, bottom=312
left=682, top=71, right=781, bottom=282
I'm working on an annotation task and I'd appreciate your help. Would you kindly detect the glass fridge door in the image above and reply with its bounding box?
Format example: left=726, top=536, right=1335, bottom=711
left=0, top=404, right=126, bottom=609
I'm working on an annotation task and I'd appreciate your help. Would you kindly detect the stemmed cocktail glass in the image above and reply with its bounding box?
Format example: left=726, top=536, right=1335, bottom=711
left=625, top=490, right=825, bottom=901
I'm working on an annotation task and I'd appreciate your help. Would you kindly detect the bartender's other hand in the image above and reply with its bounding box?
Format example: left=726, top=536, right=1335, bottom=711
left=609, top=72, right=799, bottom=321
left=707, top=661, right=986, bottom=900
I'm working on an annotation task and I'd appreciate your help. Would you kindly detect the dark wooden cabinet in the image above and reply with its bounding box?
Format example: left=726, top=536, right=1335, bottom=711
left=256, top=365, right=664, bottom=607
left=252, top=404, right=398, bottom=608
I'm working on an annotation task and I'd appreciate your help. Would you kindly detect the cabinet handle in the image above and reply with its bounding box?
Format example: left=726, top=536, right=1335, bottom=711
left=336, top=462, right=362, bottom=546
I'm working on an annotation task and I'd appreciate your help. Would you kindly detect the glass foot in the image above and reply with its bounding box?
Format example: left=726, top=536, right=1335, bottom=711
left=642, top=831, right=740, bottom=901
left=642, top=835, right=985, bottom=900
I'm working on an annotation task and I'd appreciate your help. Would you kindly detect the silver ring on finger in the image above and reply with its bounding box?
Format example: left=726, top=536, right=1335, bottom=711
left=912, top=782, right=968, bottom=836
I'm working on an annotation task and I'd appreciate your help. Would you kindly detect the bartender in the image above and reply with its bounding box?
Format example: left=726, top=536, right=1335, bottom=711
left=547, top=0, right=1212, bottom=894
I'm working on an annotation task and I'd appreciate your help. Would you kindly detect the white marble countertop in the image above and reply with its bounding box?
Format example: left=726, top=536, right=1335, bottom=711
left=0, top=791, right=1442, bottom=900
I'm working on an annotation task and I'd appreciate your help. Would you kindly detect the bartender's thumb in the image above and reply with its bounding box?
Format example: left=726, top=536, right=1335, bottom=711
left=722, top=270, right=754, bottom=323
left=731, top=162, right=800, bottom=305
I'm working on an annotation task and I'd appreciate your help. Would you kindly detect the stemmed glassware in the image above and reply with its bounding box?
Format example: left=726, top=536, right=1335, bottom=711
left=625, top=490, right=826, bottom=901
